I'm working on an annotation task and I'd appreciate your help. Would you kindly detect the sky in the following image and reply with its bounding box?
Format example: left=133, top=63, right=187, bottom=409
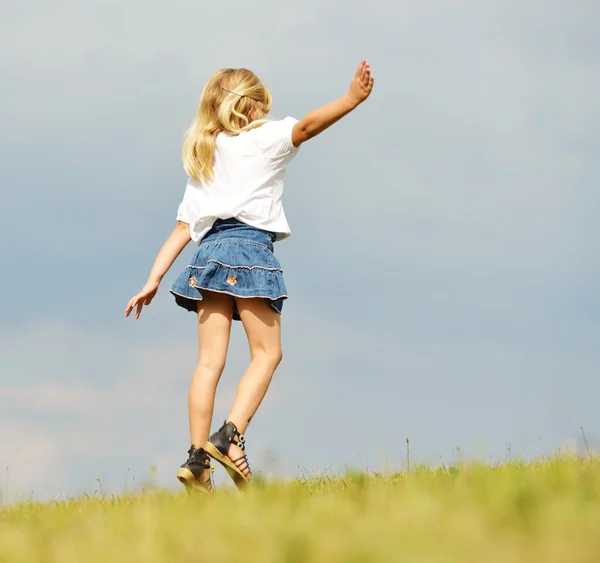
left=1, top=0, right=599, bottom=502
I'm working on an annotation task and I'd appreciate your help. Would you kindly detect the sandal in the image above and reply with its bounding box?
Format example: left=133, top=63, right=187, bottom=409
left=204, top=421, right=252, bottom=489
left=177, top=446, right=214, bottom=495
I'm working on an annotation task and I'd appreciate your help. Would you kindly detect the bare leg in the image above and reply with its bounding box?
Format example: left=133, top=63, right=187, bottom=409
left=188, top=291, right=234, bottom=448
left=226, top=298, right=282, bottom=470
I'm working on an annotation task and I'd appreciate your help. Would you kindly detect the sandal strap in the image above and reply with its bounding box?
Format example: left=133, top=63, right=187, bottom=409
left=233, top=431, right=246, bottom=448
left=226, top=421, right=245, bottom=441
left=232, top=455, right=252, bottom=475
left=228, top=424, right=247, bottom=451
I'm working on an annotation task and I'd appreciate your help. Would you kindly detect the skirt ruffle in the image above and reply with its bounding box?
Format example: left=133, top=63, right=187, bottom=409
left=170, top=238, right=287, bottom=321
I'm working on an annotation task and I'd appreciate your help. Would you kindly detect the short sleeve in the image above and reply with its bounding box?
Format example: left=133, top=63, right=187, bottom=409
left=176, top=182, right=193, bottom=224
left=256, top=116, right=300, bottom=159
left=276, top=116, right=299, bottom=155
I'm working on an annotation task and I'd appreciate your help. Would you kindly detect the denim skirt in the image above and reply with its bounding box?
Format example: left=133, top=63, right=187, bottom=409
left=170, top=218, right=288, bottom=320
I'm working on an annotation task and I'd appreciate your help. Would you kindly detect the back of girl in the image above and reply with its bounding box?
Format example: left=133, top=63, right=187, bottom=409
left=125, top=61, right=374, bottom=493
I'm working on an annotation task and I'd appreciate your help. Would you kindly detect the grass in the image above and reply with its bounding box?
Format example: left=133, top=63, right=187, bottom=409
left=1, top=455, right=599, bottom=562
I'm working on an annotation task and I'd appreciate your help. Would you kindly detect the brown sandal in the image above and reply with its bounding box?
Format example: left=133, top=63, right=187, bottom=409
left=177, top=446, right=214, bottom=495
left=204, top=421, right=252, bottom=489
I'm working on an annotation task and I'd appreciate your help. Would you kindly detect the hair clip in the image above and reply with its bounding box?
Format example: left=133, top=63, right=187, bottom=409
left=222, top=88, right=245, bottom=98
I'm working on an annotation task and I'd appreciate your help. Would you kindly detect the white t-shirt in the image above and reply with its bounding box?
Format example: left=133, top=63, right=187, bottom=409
left=177, top=116, right=300, bottom=245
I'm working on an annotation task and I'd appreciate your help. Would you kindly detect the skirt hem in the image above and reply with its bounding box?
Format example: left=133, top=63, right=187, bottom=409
left=170, top=287, right=286, bottom=319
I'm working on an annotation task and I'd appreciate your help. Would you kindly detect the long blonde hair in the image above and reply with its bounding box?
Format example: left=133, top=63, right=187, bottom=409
left=182, top=68, right=273, bottom=183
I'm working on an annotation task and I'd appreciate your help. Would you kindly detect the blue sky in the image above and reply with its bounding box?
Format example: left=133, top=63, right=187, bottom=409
left=1, top=0, right=599, bottom=502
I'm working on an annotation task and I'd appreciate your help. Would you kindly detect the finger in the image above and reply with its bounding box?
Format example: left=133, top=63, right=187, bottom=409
left=135, top=300, right=144, bottom=319
left=355, top=60, right=366, bottom=78
left=129, top=294, right=143, bottom=313
left=362, top=64, right=371, bottom=84
left=125, top=297, right=137, bottom=317
left=358, top=61, right=367, bottom=79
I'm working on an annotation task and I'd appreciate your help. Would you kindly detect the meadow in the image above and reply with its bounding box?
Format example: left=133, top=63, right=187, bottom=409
left=1, top=454, right=599, bottom=562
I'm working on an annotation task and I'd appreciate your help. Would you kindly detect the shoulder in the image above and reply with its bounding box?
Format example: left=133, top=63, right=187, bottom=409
left=252, top=117, right=299, bottom=157
left=256, top=116, right=298, bottom=135
left=185, top=176, right=204, bottom=190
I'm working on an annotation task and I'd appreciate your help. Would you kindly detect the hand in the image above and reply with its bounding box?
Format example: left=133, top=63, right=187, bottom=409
left=348, top=60, right=374, bottom=106
left=125, top=280, right=160, bottom=319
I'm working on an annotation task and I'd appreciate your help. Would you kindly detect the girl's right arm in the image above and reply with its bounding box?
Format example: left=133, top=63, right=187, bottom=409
left=125, top=221, right=191, bottom=319
left=291, top=60, right=374, bottom=148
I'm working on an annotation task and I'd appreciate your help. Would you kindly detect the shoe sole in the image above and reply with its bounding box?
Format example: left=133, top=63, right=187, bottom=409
left=177, top=467, right=211, bottom=495
left=204, top=442, right=250, bottom=490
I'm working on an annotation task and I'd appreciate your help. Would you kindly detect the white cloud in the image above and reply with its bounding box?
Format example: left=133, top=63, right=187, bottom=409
left=0, top=311, right=326, bottom=499
left=0, top=421, right=63, bottom=504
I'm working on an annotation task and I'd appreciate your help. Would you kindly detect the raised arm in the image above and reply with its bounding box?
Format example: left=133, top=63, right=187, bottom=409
left=291, top=60, right=374, bottom=148
left=125, top=221, right=191, bottom=319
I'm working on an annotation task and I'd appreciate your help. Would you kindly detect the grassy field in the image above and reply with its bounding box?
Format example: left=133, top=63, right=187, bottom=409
left=1, top=455, right=599, bottom=563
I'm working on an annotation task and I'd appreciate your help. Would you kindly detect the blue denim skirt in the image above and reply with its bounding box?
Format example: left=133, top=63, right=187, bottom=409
left=170, top=218, right=288, bottom=321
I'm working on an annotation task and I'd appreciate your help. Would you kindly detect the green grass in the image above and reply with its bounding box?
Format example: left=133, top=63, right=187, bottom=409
left=2, top=455, right=600, bottom=562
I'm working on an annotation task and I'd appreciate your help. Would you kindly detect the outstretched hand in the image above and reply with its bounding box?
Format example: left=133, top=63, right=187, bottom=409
left=348, top=60, right=375, bottom=106
left=125, top=280, right=159, bottom=319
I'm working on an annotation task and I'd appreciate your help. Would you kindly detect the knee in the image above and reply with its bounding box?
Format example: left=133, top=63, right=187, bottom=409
left=273, top=348, right=283, bottom=366
left=196, top=355, right=227, bottom=377
left=255, top=347, right=283, bottom=367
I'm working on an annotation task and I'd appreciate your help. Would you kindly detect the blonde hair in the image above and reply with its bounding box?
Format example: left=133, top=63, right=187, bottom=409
left=182, top=68, right=273, bottom=183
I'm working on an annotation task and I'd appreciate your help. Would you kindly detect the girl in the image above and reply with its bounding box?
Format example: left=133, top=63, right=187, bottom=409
left=125, top=61, right=374, bottom=493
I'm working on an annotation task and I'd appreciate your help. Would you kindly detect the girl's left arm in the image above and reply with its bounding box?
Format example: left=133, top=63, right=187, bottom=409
left=125, top=221, right=191, bottom=319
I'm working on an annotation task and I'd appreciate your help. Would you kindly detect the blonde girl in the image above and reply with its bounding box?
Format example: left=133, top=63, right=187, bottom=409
left=125, top=61, right=374, bottom=492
